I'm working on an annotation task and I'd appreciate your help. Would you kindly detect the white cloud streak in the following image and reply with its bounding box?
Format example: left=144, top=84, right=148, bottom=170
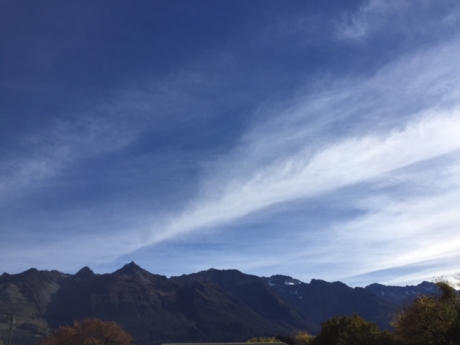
left=335, top=0, right=409, bottom=41
left=333, top=169, right=460, bottom=285
left=156, top=113, right=460, bottom=240
left=148, top=37, right=460, bottom=239
left=133, top=37, right=460, bottom=285
left=3, top=3, right=460, bottom=285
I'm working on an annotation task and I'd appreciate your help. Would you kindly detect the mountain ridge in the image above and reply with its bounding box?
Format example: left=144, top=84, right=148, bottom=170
left=0, top=263, right=449, bottom=345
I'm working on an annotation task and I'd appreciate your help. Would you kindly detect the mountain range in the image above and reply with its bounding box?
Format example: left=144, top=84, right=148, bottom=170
left=0, top=263, right=445, bottom=345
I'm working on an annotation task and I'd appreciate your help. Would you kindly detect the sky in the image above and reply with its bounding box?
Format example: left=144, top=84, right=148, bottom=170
left=1, top=0, right=460, bottom=287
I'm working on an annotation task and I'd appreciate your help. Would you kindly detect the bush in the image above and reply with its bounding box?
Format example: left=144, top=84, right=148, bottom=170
left=39, top=318, right=133, bottom=345
left=312, top=314, right=396, bottom=345
left=392, top=281, right=460, bottom=345
left=293, top=331, right=314, bottom=345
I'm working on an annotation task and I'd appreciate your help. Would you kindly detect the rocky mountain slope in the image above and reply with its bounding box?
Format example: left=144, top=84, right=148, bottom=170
left=364, top=281, right=439, bottom=304
left=0, top=263, right=445, bottom=345
left=261, top=275, right=395, bottom=331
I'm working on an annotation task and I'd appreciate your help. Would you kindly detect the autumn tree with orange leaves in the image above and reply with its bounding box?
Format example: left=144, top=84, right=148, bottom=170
left=392, top=281, right=460, bottom=345
left=40, top=318, right=133, bottom=345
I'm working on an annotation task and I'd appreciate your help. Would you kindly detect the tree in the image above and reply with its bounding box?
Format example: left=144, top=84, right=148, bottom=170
left=312, top=314, right=397, bottom=345
left=39, top=319, right=133, bottom=345
left=392, top=281, right=460, bottom=345
left=293, top=331, right=314, bottom=345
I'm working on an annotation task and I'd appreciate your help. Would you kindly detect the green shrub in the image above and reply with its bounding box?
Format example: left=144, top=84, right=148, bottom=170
left=312, top=314, right=396, bottom=345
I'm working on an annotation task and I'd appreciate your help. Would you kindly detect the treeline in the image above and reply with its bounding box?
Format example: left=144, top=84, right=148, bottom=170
left=250, top=280, right=460, bottom=345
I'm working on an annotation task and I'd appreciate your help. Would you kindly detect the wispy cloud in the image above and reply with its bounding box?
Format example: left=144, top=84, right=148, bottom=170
left=0, top=114, right=138, bottom=209
left=128, top=37, right=460, bottom=285
left=3, top=1, right=460, bottom=286
left=0, top=52, right=231, bottom=208
left=7, top=33, right=459, bottom=282
left=156, top=113, right=460, bottom=237
left=335, top=0, right=409, bottom=41
left=148, top=38, right=460, bottom=239
left=0, top=47, right=249, bottom=273
left=334, top=160, right=460, bottom=285
left=335, top=0, right=460, bottom=42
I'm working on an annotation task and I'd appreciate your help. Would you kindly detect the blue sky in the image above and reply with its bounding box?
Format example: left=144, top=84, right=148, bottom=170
left=2, top=0, right=460, bottom=287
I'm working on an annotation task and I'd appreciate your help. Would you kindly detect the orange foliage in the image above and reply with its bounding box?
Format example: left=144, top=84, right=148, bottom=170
left=40, top=318, right=133, bottom=345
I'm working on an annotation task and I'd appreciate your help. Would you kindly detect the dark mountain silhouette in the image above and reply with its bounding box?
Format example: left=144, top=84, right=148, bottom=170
left=0, top=264, right=307, bottom=345
left=262, top=275, right=395, bottom=330
left=364, top=281, right=441, bottom=304
left=0, top=264, right=445, bottom=345
left=171, top=269, right=318, bottom=333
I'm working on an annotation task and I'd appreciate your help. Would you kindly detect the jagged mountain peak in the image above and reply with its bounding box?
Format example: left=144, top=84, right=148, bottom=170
left=21, top=267, right=40, bottom=275
left=419, top=281, right=437, bottom=289
left=125, top=261, right=140, bottom=269
left=202, top=268, right=247, bottom=276
left=114, top=261, right=145, bottom=274
left=174, top=267, right=260, bottom=286
left=364, top=280, right=443, bottom=304
left=75, top=266, right=95, bottom=278
left=309, top=279, right=350, bottom=289
left=112, top=262, right=167, bottom=281
left=263, top=274, right=303, bottom=286
left=1, top=267, right=68, bottom=284
left=366, top=282, right=384, bottom=288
